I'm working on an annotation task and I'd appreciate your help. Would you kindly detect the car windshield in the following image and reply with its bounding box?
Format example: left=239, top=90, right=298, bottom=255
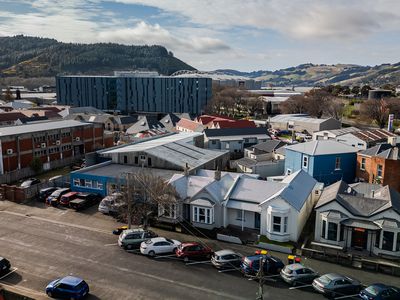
left=166, top=238, right=174, bottom=244
left=365, top=286, right=381, bottom=296
left=21, top=181, right=31, bottom=187
left=318, top=275, right=332, bottom=285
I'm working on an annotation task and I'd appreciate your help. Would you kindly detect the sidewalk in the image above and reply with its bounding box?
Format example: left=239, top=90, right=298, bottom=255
left=1, top=200, right=399, bottom=287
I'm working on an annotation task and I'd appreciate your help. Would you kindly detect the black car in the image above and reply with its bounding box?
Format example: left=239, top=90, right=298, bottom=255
left=21, top=178, right=41, bottom=188
left=240, top=254, right=285, bottom=276
left=39, top=187, right=58, bottom=202
left=0, top=257, right=11, bottom=274
left=360, top=284, right=400, bottom=300
left=69, top=193, right=101, bottom=210
left=312, top=273, right=361, bottom=298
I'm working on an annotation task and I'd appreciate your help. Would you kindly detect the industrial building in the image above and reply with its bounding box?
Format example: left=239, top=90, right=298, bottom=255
left=56, top=73, right=212, bottom=115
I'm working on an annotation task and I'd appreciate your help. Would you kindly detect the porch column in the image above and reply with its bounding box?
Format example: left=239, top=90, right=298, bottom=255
left=241, top=209, right=244, bottom=231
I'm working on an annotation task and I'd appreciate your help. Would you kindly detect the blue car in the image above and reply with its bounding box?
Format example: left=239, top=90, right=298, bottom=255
left=359, top=283, right=400, bottom=300
left=45, top=276, right=89, bottom=299
left=240, top=254, right=285, bottom=276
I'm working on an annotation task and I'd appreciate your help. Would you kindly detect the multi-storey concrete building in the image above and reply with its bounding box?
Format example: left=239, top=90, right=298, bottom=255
left=0, top=120, right=114, bottom=174
left=56, top=74, right=212, bottom=115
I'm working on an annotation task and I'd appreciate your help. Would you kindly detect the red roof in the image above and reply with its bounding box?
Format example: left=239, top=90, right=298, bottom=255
left=176, top=118, right=202, bottom=131
left=214, top=120, right=256, bottom=129
left=0, top=112, right=27, bottom=122
left=196, top=114, right=234, bottom=125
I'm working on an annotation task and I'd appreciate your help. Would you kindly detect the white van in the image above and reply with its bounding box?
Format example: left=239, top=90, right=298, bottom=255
left=98, top=192, right=123, bottom=214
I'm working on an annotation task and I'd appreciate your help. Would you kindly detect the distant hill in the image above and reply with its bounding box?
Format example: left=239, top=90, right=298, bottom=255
left=214, top=63, right=400, bottom=87
left=0, top=35, right=195, bottom=77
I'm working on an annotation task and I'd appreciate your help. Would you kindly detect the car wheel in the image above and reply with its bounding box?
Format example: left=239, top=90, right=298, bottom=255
left=46, top=291, right=52, bottom=297
left=183, top=256, right=189, bottom=263
left=148, top=250, right=156, bottom=257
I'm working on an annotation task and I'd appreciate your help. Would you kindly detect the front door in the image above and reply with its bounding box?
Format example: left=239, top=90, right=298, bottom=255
left=254, top=212, right=261, bottom=229
left=351, top=228, right=368, bottom=250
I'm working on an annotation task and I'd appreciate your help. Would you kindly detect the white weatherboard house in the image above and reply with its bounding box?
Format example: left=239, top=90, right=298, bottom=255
left=314, top=181, right=400, bottom=258
left=160, top=169, right=320, bottom=242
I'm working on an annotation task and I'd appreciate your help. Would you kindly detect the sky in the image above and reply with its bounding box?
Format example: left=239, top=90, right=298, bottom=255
left=0, top=0, right=400, bottom=72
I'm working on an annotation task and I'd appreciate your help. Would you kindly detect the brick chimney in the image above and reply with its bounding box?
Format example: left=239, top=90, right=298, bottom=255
left=214, top=167, right=221, bottom=181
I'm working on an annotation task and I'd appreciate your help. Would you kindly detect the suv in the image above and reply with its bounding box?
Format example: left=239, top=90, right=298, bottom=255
left=175, top=242, right=213, bottom=262
left=21, top=178, right=41, bottom=188
left=69, top=193, right=101, bottom=210
left=118, top=229, right=158, bottom=250
left=39, top=187, right=58, bottom=202
left=98, top=193, right=123, bottom=215
left=47, top=188, right=70, bottom=206
left=0, top=257, right=11, bottom=274
left=241, top=254, right=285, bottom=276
left=59, top=192, right=79, bottom=207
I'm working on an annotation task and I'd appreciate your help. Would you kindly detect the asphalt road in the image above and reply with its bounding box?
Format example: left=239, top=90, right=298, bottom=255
left=0, top=202, right=398, bottom=300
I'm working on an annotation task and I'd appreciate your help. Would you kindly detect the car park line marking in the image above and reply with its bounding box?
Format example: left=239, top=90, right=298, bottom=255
left=185, top=260, right=212, bottom=266
left=154, top=254, right=176, bottom=258
left=289, top=284, right=312, bottom=290
left=218, top=268, right=237, bottom=273
left=0, top=267, right=18, bottom=280
left=334, top=294, right=360, bottom=300
left=154, top=256, right=184, bottom=261
left=104, top=243, right=118, bottom=246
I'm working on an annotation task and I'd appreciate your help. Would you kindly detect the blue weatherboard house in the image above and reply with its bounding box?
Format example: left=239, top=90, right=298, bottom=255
left=284, top=140, right=358, bottom=185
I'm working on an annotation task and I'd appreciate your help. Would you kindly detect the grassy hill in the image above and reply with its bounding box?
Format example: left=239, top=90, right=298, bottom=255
left=0, top=35, right=195, bottom=77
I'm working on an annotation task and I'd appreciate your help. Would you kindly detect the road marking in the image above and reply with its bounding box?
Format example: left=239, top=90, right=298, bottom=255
left=104, top=243, right=118, bottom=246
left=0, top=267, right=18, bottom=280
left=334, top=294, right=360, bottom=300
left=154, top=255, right=184, bottom=261
left=185, top=260, right=212, bottom=266
left=218, top=268, right=237, bottom=273
left=289, top=284, right=312, bottom=290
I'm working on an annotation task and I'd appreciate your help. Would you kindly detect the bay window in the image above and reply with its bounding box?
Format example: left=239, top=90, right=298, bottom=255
left=382, top=231, right=394, bottom=251
left=327, top=222, right=338, bottom=241
left=273, top=216, right=281, bottom=232
left=193, top=206, right=213, bottom=224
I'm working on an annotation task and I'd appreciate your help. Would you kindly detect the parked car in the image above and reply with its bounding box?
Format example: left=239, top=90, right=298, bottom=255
left=45, top=276, right=89, bottom=299
left=359, top=284, right=400, bottom=300
left=240, top=254, right=285, bottom=276
left=280, top=263, right=318, bottom=286
left=175, top=242, right=213, bottom=262
left=47, top=188, right=70, bottom=207
left=39, top=187, right=58, bottom=202
left=98, top=192, right=123, bottom=215
left=59, top=192, right=79, bottom=207
left=20, top=178, right=40, bottom=188
left=211, top=249, right=242, bottom=269
left=0, top=257, right=11, bottom=274
left=118, top=229, right=158, bottom=250
left=140, top=237, right=181, bottom=257
left=312, top=273, right=362, bottom=298
left=69, top=193, right=101, bottom=211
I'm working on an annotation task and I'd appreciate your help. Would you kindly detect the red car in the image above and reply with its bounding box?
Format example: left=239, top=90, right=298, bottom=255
left=175, top=242, right=213, bottom=262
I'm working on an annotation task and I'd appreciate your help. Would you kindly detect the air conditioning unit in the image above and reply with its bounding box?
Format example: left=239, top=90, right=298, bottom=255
left=56, top=140, right=61, bottom=145
left=6, top=149, right=13, bottom=155
left=41, top=143, right=46, bottom=148
left=75, top=137, right=80, bottom=141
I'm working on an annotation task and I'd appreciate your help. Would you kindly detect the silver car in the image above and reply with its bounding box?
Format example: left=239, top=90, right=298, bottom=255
left=211, top=249, right=242, bottom=269
left=280, top=263, right=318, bottom=286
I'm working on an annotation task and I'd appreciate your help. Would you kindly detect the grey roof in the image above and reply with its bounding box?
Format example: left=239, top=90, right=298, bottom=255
left=270, top=114, right=334, bottom=124
left=317, top=127, right=360, bottom=136
left=360, top=143, right=400, bottom=159
left=0, top=120, right=91, bottom=137
left=351, top=129, right=396, bottom=142
left=159, top=113, right=181, bottom=130
left=251, top=140, right=287, bottom=153
left=349, top=182, right=382, bottom=196
left=64, top=106, right=106, bottom=115
left=118, top=115, right=138, bottom=125
left=235, top=157, right=257, bottom=168
left=126, top=116, right=165, bottom=135
left=204, top=127, right=269, bottom=138
left=285, top=140, right=358, bottom=156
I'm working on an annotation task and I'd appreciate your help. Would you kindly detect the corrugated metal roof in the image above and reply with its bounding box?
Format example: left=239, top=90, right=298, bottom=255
left=204, top=127, right=269, bottom=137
left=285, top=140, right=358, bottom=156
left=226, top=200, right=261, bottom=212
left=270, top=115, right=333, bottom=124
left=0, top=120, right=90, bottom=137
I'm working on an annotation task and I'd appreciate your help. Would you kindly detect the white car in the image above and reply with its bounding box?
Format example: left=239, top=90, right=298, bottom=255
left=98, top=193, right=123, bottom=214
left=140, top=237, right=181, bottom=257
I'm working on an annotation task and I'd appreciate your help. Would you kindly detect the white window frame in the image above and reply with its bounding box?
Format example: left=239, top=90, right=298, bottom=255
left=284, top=216, right=288, bottom=233
left=159, top=203, right=177, bottom=219
left=236, top=210, right=245, bottom=221
left=73, top=178, right=80, bottom=186
left=192, top=206, right=213, bottom=224
left=321, top=216, right=340, bottom=242
left=360, top=157, right=366, bottom=170
left=377, top=164, right=383, bottom=178
left=85, top=180, right=92, bottom=188
left=272, top=215, right=281, bottom=233
left=302, top=155, right=308, bottom=169
left=97, top=182, right=104, bottom=190
left=335, top=157, right=341, bottom=170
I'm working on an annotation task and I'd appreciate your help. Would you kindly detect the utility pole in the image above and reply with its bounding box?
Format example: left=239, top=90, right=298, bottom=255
left=256, top=256, right=265, bottom=300
left=126, top=172, right=134, bottom=229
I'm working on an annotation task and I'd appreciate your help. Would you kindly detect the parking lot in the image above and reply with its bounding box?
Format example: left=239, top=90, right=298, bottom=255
left=0, top=200, right=399, bottom=300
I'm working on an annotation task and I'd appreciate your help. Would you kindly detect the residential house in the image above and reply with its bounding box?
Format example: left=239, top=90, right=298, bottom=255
left=314, top=181, right=400, bottom=258
left=313, top=127, right=360, bottom=141
left=162, top=169, right=320, bottom=242
left=204, top=127, right=270, bottom=158
left=356, top=140, right=400, bottom=192
left=176, top=118, right=204, bottom=133
left=235, top=140, right=287, bottom=178
left=284, top=140, right=358, bottom=185
left=125, top=116, right=168, bottom=137
left=269, top=114, right=341, bottom=134
left=335, top=129, right=397, bottom=150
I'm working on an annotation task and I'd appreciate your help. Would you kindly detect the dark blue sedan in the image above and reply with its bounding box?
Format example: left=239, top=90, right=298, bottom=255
left=360, top=283, right=400, bottom=300
left=45, top=276, right=89, bottom=299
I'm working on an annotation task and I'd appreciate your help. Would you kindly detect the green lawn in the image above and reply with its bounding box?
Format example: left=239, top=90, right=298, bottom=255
left=257, top=235, right=294, bottom=249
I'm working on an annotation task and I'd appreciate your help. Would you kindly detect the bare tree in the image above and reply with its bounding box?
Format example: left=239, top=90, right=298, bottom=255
left=280, top=95, right=308, bottom=114
left=118, top=170, right=179, bottom=228
left=324, top=98, right=344, bottom=120
left=360, top=99, right=389, bottom=128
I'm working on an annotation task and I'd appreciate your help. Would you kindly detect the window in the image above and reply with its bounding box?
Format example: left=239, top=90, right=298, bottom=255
left=148, top=157, right=152, bottom=166
left=273, top=216, right=281, bottom=232
left=192, top=206, right=213, bottom=224
left=225, top=143, right=230, bottom=149
left=134, top=156, right=138, bottom=164
left=397, top=232, right=400, bottom=251
left=85, top=180, right=92, bottom=188
left=159, top=204, right=177, bottom=219
left=284, top=217, right=288, bottom=233
left=335, top=157, right=341, bottom=170
left=377, top=164, right=383, bottom=178
left=211, top=140, right=216, bottom=145
left=236, top=210, right=245, bottom=221
left=124, top=156, right=128, bottom=164
left=322, top=220, right=327, bottom=239
left=73, top=178, right=80, bottom=186
left=375, top=231, right=381, bottom=248
left=360, top=158, right=366, bottom=170
left=97, top=182, right=103, bottom=190
left=327, top=222, right=338, bottom=241
left=302, top=155, right=308, bottom=168
left=382, top=231, right=394, bottom=251
left=340, top=225, right=344, bottom=241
